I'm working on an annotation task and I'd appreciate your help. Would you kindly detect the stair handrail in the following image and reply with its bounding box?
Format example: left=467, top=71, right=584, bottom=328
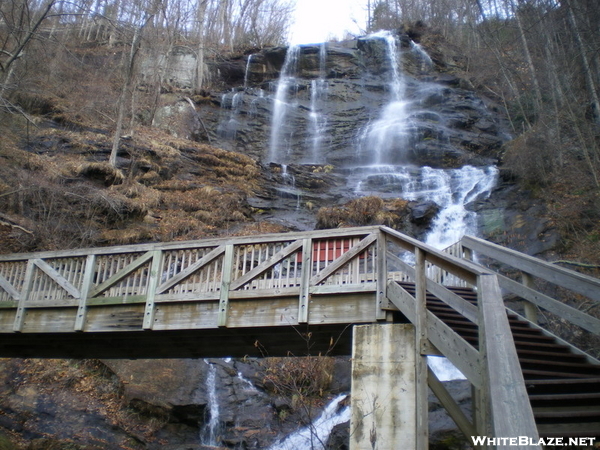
left=380, top=227, right=541, bottom=448
left=460, top=235, right=600, bottom=336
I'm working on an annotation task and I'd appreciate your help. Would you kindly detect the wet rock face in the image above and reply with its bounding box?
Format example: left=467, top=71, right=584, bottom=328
left=190, top=33, right=508, bottom=170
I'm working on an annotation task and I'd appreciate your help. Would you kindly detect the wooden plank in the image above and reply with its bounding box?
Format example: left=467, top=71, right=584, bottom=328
left=230, top=240, right=303, bottom=291
left=75, top=254, right=96, bottom=331
left=152, top=301, right=219, bottom=330
left=0, top=226, right=380, bottom=262
left=386, top=250, right=415, bottom=280
left=427, top=309, right=482, bottom=388
left=83, top=305, right=145, bottom=332
left=498, top=273, right=600, bottom=335
left=18, top=308, right=78, bottom=333
left=387, top=281, right=481, bottom=384
left=0, top=273, right=20, bottom=300
left=387, top=279, right=416, bottom=322
left=32, top=259, right=81, bottom=299
left=414, top=248, right=429, bottom=450
left=386, top=250, right=479, bottom=324
left=463, top=235, right=600, bottom=302
left=298, top=238, right=311, bottom=324
left=89, top=251, right=153, bottom=298
left=218, top=245, right=234, bottom=327
left=143, top=251, right=163, bottom=330
left=521, top=272, right=538, bottom=323
left=383, top=227, right=486, bottom=280
left=311, top=282, right=376, bottom=295
left=427, top=367, right=476, bottom=439
left=156, top=245, right=225, bottom=294
left=478, top=274, right=540, bottom=446
left=311, top=233, right=377, bottom=286
left=424, top=281, right=479, bottom=325
left=415, top=248, right=428, bottom=349
left=86, top=295, right=147, bottom=306
left=13, top=260, right=35, bottom=332
left=0, top=301, right=18, bottom=309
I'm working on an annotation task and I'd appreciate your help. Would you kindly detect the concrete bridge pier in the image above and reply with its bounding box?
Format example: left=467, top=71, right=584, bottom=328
left=351, top=323, right=426, bottom=450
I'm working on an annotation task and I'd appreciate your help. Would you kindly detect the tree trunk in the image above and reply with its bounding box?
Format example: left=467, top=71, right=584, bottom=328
left=195, top=0, right=208, bottom=92
left=565, top=0, right=600, bottom=125
left=110, top=13, right=155, bottom=167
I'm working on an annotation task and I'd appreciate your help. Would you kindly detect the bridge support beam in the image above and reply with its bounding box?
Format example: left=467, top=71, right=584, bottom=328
left=351, top=323, right=423, bottom=450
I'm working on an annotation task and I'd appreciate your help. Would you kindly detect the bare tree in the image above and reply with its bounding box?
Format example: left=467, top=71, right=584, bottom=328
left=109, top=4, right=157, bottom=167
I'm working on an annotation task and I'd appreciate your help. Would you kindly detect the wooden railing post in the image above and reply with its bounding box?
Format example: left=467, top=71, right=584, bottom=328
left=478, top=273, right=540, bottom=449
left=74, top=254, right=96, bottom=331
left=414, top=247, right=428, bottom=450
left=376, top=230, right=388, bottom=320
left=298, top=238, right=312, bottom=324
left=143, top=250, right=163, bottom=330
left=521, top=272, right=538, bottom=323
left=218, top=244, right=234, bottom=327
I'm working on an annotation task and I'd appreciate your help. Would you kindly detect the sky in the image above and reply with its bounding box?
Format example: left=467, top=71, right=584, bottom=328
left=288, top=0, right=368, bottom=45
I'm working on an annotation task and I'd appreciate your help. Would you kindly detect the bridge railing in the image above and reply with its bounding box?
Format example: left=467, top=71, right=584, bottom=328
left=379, top=226, right=541, bottom=448
left=459, top=235, right=600, bottom=355
left=0, top=226, right=383, bottom=332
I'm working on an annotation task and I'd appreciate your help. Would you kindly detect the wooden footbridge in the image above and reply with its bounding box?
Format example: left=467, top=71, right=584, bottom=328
left=1, top=226, right=599, bottom=449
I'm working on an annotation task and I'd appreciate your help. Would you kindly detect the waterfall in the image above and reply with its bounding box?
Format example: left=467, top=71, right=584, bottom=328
left=307, top=43, right=328, bottom=163
left=269, top=45, right=301, bottom=163
left=354, top=31, right=497, bottom=252
left=281, top=164, right=302, bottom=209
left=268, top=394, right=350, bottom=450
left=358, top=32, right=410, bottom=166
left=217, top=89, right=243, bottom=139
left=244, top=54, right=254, bottom=88
left=201, top=360, right=222, bottom=447
left=410, top=40, right=433, bottom=72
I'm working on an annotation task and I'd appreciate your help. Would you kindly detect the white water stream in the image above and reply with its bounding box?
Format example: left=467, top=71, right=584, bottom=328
left=268, top=394, right=351, bottom=450
left=201, top=360, right=221, bottom=447
left=307, top=43, right=329, bottom=164
left=269, top=45, right=301, bottom=163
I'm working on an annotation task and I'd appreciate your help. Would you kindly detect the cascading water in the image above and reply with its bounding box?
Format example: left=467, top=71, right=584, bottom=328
left=307, top=43, right=329, bottom=164
left=201, top=360, right=222, bottom=447
left=357, top=32, right=411, bottom=166
left=217, top=89, right=244, bottom=139
left=244, top=54, right=254, bottom=88
left=410, top=40, right=433, bottom=72
left=267, top=394, right=350, bottom=450
left=269, top=45, right=301, bottom=163
left=354, top=31, right=498, bottom=252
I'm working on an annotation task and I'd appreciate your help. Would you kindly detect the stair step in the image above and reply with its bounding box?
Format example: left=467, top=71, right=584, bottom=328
left=523, top=368, right=597, bottom=379
left=537, top=422, right=600, bottom=437
left=519, top=358, right=600, bottom=372
left=533, top=405, right=600, bottom=418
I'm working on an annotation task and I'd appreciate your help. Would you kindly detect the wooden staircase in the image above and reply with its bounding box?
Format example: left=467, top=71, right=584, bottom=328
left=397, top=281, right=600, bottom=438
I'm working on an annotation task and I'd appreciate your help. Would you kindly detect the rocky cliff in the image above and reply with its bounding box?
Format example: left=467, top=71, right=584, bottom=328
left=0, top=28, right=562, bottom=450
